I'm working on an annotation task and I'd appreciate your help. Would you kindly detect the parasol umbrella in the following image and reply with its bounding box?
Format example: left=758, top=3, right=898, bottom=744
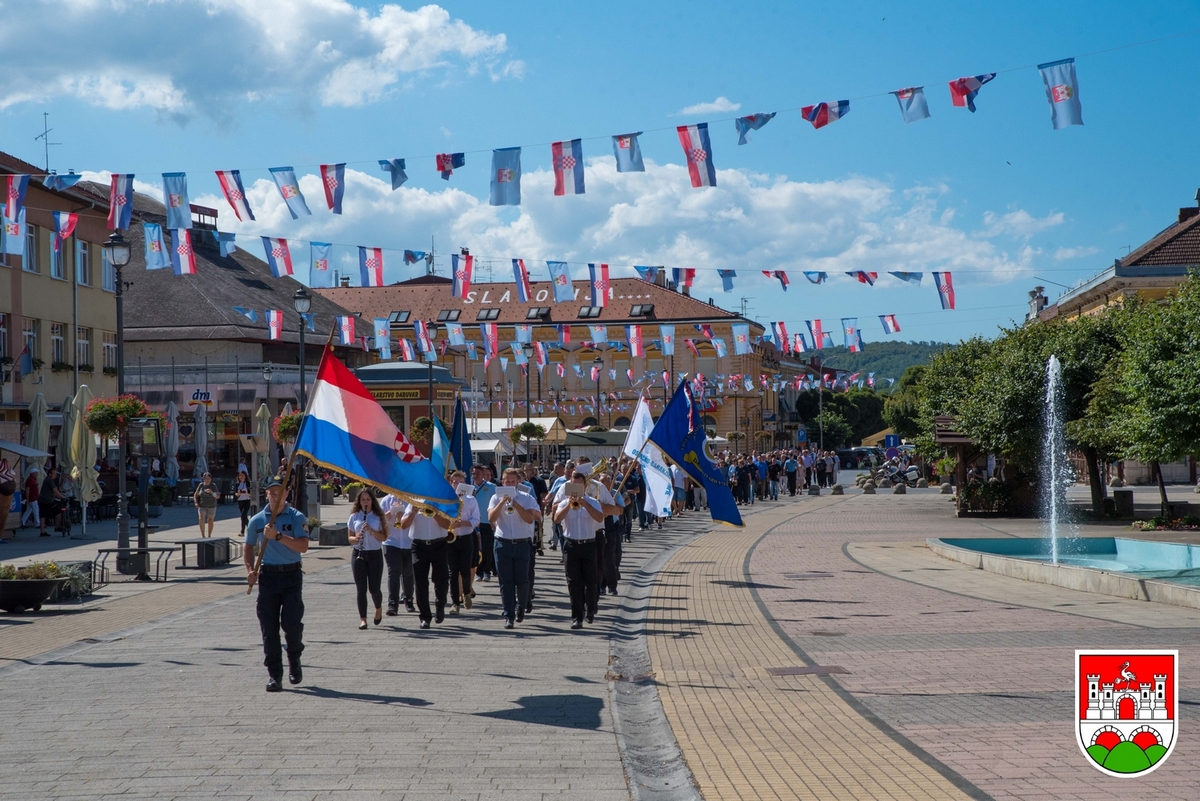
left=70, top=385, right=101, bottom=539
left=254, top=402, right=272, bottom=484
left=192, top=401, right=209, bottom=477
left=57, top=394, right=75, bottom=485
left=280, top=401, right=294, bottom=462
left=26, top=392, right=49, bottom=476
left=164, top=400, right=180, bottom=485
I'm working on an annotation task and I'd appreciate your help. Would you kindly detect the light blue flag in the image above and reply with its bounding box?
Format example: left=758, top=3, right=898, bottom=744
left=547, top=260, right=574, bottom=302
left=270, top=166, right=312, bottom=218
left=1038, top=57, right=1083, bottom=130
left=1, top=209, right=26, bottom=257
left=489, top=147, right=521, bottom=206
left=660, top=324, right=675, bottom=356
left=430, top=416, right=452, bottom=476
left=732, top=323, right=751, bottom=355
left=447, top=323, right=465, bottom=346
left=374, top=318, right=390, bottom=350
left=717, top=269, right=736, bottom=292
left=803, top=271, right=827, bottom=284
left=233, top=306, right=258, bottom=323
left=379, top=343, right=392, bottom=361
left=734, top=112, right=776, bottom=145
left=161, top=172, right=191, bottom=229
left=612, top=132, right=645, bottom=172
left=514, top=324, right=532, bottom=344
left=310, top=242, right=333, bottom=287
left=712, top=338, right=728, bottom=358
left=511, top=342, right=528, bottom=365
left=143, top=222, right=170, bottom=270
left=889, top=271, right=923, bottom=285
left=301, top=312, right=317, bottom=332
left=214, top=231, right=237, bottom=257
left=378, top=159, right=408, bottom=190
left=891, top=87, right=931, bottom=124
left=465, top=341, right=478, bottom=360
left=42, top=173, right=82, bottom=191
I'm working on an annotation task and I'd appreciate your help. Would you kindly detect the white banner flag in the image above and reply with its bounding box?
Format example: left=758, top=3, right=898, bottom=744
left=623, top=397, right=673, bottom=517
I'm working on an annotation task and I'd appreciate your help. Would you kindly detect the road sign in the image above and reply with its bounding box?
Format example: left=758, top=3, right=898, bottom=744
left=885, top=446, right=899, bottom=460
left=884, top=434, right=900, bottom=448
left=796, top=428, right=807, bottom=443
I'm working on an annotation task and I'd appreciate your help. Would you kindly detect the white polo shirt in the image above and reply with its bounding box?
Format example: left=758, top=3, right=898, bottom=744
left=380, top=495, right=412, bottom=549
left=489, top=491, right=540, bottom=540
left=450, top=495, right=481, bottom=539
left=348, top=511, right=385, bottom=552
left=556, top=495, right=603, bottom=540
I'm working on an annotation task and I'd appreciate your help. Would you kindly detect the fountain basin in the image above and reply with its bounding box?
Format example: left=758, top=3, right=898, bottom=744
left=928, top=537, right=1200, bottom=611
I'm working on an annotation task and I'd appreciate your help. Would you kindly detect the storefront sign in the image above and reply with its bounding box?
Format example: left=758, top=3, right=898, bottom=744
left=371, top=389, right=422, bottom=401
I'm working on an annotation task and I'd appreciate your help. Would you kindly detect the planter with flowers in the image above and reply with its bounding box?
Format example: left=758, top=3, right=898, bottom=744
left=0, top=561, right=89, bottom=613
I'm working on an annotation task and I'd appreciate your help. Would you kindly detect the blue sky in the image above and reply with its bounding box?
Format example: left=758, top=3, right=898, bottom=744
left=2, top=0, right=1198, bottom=345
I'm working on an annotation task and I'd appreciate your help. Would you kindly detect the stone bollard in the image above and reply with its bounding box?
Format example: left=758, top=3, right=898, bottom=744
left=940, top=482, right=953, bottom=494
left=1113, top=489, right=1134, bottom=519
left=893, top=483, right=907, bottom=494
left=878, top=478, right=891, bottom=488
left=862, top=484, right=876, bottom=494
left=808, top=485, right=821, bottom=496
left=1110, top=477, right=1125, bottom=488
left=318, top=523, right=350, bottom=546
left=831, top=484, right=844, bottom=495
left=916, top=478, right=929, bottom=489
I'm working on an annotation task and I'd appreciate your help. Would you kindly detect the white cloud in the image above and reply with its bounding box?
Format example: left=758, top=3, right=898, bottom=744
left=982, top=209, right=1065, bottom=239
left=1053, top=245, right=1100, bottom=261
left=0, top=1, right=515, bottom=119
left=678, top=97, right=741, bottom=115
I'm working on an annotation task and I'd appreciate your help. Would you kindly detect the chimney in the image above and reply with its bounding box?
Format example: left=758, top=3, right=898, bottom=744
left=1026, top=286, right=1048, bottom=322
left=1179, top=207, right=1199, bottom=224
left=340, top=275, right=351, bottom=288
left=655, top=269, right=669, bottom=289
left=681, top=284, right=690, bottom=297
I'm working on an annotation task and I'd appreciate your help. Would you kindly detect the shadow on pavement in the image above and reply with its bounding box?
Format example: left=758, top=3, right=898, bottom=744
left=294, top=686, right=434, bottom=707
left=476, top=693, right=604, bottom=730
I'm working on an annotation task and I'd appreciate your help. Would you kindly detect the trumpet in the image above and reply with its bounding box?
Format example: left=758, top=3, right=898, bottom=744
left=420, top=507, right=436, bottom=517
left=569, top=499, right=582, bottom=510
left=504, top=499, right=516, bottom=515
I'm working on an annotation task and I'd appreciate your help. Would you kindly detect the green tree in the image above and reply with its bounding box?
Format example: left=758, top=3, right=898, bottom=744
left=883, top=365, right=926, bottom=441
left=806, top=410, right=853, bottom=449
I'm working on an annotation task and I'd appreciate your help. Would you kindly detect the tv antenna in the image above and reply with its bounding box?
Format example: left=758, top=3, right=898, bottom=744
left=739, top=297, right=751, bottom=318
left=34, top=112, right=61, bottom=173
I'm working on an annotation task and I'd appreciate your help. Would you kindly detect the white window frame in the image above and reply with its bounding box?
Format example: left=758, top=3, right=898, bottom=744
left=76, top=240, right=91, bottom=286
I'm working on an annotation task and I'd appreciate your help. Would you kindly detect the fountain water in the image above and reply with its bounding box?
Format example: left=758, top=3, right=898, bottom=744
left=1042, top=355, right=1071, bottom=563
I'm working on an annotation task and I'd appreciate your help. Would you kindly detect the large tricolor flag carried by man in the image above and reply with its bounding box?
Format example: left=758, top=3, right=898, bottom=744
left=801, top=101, right=849, bottom=129
left=933, top=271, right=956, bottom=309
left=215, top=170, right=255, bottom=221
left=261, top=237, right=294, bottom=277
left=551, top=139, right=585, bottom=196
left=676, top=123, right=716, bottom=188
left=647, top=381, right=742, bottom=527
left=294, top=345, right=460, bottom=516
left=108, top=174, right=135, bottom=229
left=624, top=397, right=674, bottom=520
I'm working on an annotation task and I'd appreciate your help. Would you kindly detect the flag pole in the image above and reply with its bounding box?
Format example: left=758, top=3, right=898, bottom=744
left=248, top=323, right=339, bottom=594
left=613, top=389, right=649, bottom=494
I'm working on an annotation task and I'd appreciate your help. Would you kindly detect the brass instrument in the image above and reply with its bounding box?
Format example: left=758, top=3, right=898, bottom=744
left=570, top=499, right=582, bottom=510
left=420, top=507, right=436, bottom=517
left=504, top=498, right=516, bottom=515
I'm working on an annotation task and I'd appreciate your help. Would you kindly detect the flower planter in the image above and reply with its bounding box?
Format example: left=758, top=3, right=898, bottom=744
left=147, top=505, right=163, bottom=518
left=0, top=577, right=68, bottom=613
left=320, top=488, right=334, bottom=505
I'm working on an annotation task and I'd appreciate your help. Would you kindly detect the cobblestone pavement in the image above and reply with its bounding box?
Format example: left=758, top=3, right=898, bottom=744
left=0, top=501, right=725, bottom=801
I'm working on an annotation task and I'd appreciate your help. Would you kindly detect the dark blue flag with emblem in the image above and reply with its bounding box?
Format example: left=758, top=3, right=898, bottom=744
left=647, top=381, right=743, bottom=527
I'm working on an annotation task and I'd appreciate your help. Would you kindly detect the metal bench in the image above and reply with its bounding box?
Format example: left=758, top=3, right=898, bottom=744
left=93, top=546, right=177, bottom=585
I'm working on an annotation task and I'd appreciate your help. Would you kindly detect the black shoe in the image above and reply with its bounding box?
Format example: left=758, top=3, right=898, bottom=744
left=585, top=614, right=594, bottom=624
left=288, top=661, right=303, bottom=685
left=516, top=609, right=525, bottom=623
left=39, top=532, right=50, bottom=537
left=435, top=607, right=445, bottom=624
left=406, top=603, right=416, bottom=613
left=504, top=619, right=514, bottom=629
left=419, top=619, right=431, bottom=629
left=570, top=619, right=583, bottom=629
left=359, top=621, right=368, bottom=630
left=386, top=606, right=398, bottom=616
left=549, top=544, right=558, bottom=550
left=266, top=678, right=283, bottom=693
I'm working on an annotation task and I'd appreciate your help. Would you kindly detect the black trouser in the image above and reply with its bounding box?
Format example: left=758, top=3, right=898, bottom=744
left=256, top=566, right=304, bottom=680
left=602, top=518, right=621, bottom=591
left=383, top=545, right=413, bottom=608
left=351, top=549, right=383, bottom=619
left=411, top=538, right=449, bottom=623
left=238, top=499, right=252, bottom=534
left=447, top=532, right=476, bottom=604
left=816, top=469, right=826, bottom=488
left=478, top=523, right=496, bottom=577
left=804, top=467, right=812, bottom=488
left=563, top=539, right=598, bottom=621
left=594, top=528, right=606, bottom=585
left=527, top=546, right=536, bottom=606
left=786, top=471, right=797, bottom=496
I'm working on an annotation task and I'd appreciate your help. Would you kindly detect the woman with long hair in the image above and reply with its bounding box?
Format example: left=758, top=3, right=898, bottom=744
left=348, top=488, right=388, bottom=629
left=235, top=470, right=253, bottom=536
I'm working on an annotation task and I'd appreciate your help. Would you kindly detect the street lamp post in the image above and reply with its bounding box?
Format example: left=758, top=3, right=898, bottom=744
left=262, top=363, right=274, bottom=480
left=522, top=344, right=533, bottom=423
left=425, top=322, right=438, bottom=422
left=292, top=288, right=311, bottom=514
left=102, top=233, right=134, bottom=573
left=490, top=381, right=502, bottom=432
left=593, top=355, right=605, bottom=428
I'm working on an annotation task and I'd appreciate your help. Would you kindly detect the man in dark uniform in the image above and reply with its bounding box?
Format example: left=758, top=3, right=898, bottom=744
left=244, top=475, right=310, bottom=692
left=400, top=501, right=453, bottom=629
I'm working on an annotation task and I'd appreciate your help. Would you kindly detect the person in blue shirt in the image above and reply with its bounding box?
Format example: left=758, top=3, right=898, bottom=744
left=244, top=474, right=310, bottom=693
left=784, top=454, right=799, bottom=496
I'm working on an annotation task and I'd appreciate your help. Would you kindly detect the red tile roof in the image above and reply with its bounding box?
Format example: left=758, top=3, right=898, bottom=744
left=1124, top=210, right=1200, bottom=267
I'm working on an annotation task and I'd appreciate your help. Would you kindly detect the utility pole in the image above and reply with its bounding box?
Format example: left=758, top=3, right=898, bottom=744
left=34, top=112, right=60, bottom=173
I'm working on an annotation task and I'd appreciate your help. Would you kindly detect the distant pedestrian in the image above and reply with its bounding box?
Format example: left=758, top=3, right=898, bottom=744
left=235, top=470, right=252, bottom=536
left=0, top=455, right=16, bottom=537
left=784, top=454, right=798, bottom=496
left=193, top=472, right=219, bottom=537
left=21, top=467, right=40, bottom=529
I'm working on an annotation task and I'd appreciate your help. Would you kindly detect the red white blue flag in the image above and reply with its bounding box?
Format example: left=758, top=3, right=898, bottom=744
left=52, top=212, right=77, bottom=253
left=436, top=152, right=465, bottom=180
left=801, top=101, right=849, bottom=129
left=267, top=309, right=284, bottom=340
left=847, top=270, right=878, bottom=285
left=552, top=139, right=585, bottom=196
left=676, top=123, right=717, bottom=188
left=806, top=320, right=824, bottom=350
left=261, top=236, right=294, bottom=277
left=772, top=322, right=789, bottom=353
left=589, top=263, right=609, bottom=307
left=627, top=324, right=644, bottom=357
left=359, top=246, right=384, bottom=287
left=695, top=324, right=714, bottom=340
left=337, top=315, right=356, bottom=346
left=108, top=174, right=135, bottom=230
left=557, top=324, right=571, bottom=344
left=170, top=229, right=197, bottom=276
left=270, top=166, right=311, bottom=218
left=512, top=258, right=532, bottom=302
left=320, top=163, right=346, bottom=214
left=948, top=74, right=995, bottom=112
left=398, top=339, right=415, bottom=361
left=534, top=341, right=549, bottom=369
left=4, top=174, right=29, bottom=221
left=414, top=320, right=434, bottom=355
left=762, top=270, right=789, bottom=291
left=452, top=253, right=473, bottom=299
left=933, top=272, right=956, bottom=309
left=215, top=170, right=255, bottom=221
left=672, top=268, right=695, bottom=289
left=481, top=322, right=499, bottom=357
left=793, top=333, right=808, bottom=353
left=880, top=314, right=901, bottom=334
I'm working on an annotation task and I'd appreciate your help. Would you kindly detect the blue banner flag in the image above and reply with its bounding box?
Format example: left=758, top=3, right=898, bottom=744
left=1, top=209, right=25, bottom=257
left=891, top=87, right=930, bottom=123
left=660, top=324, right=675, bottom=356
left=647, top=381, right=742, bottom=527
left=42, top=172, right=82, bottom=191
left=547, top=260, right=574, bottom=302
left=490, top=147, right=522, bottom=206
left=803, top=271, right=827, bottom=284
left=612, top=132, right=645, bottom=172
left=310, top=242, right=332, bottom=287
left=214, top=231, right=237, bottom=257
left=143, top=222, right=170, bottom=270
left=718, top=269, right=736, bottom=292
left=378, top=158, right=408, bottom=190
left=403, top=250, right=426, bottom=265
left=634, top=265, right=659, bottom=283
left=161, top=172, right=191, bottom=229
left=735, top=112, right=775, bottom=145
left=841, top=318, right=859, bottom=349
left=270, top=166, right=312, bottom=218
left=1038, top=57, right=1083, bottom=130
left=889, top=271, right=923, bottom=285
left=233, top=306, right=258, bottom=323
left=732, top=323, right=751, bottom=355
left=301, top=312, right=316, bottom=332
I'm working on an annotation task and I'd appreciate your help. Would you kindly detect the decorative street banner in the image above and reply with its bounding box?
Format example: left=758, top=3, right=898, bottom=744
left=612, top=132, right=645, bottom=172
left=490, top=147, right=522, bottom=206
left=547, top=260, right=573, bottom=302
left=1038, top=57, right=1083, bottom=130
left=216, top=169, right=255, bottom=221
left=677, top=123, right=717, bottom=188
left=551, top=139, right=585, bottom=196
left=162, top=172, right=191, bottom=229
left=892, top=87, right=931, bottom=123
left=270, top=166, right=311, bottom=218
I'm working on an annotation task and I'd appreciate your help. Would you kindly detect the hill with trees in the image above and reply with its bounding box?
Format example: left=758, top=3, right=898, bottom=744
left=811, top=341, right=950, bottom=389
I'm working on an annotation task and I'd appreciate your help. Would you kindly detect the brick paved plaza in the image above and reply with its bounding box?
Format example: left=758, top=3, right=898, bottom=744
left=2, top=488, right=1198, bottom=800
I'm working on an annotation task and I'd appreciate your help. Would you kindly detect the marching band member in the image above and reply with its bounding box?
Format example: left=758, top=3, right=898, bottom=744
left=380, top=493, right=414, bottom=615
left=488, top=468, right=541, bottom=629
left=552, top=472, right=604, bottom=629
left=400, top=499, right=455, bottom=629
left=347, top=488, right=388, bottom=630
left=472, top=465, right=498, bottom=582
left=447, top=471, right=481, bottom=615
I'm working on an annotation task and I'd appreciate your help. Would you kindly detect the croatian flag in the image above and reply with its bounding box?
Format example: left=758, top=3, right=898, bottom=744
left=52, top=212, right=77, bottom=252
left=891, top=87, right=931, bottom=123
left=696, top=324, right=714, bottom=340
left=933, top=272, right=956, bottom=309
left=270, top=167, right=312, bottom=218
left=889, top=271, right=923, bottom=285
left=143, top=222, right=170, bottom=269
left=108, top=174, right=135, bottom=229
left=261, top=236, right=294, bottom=277
left=847, top=270, right=878, bottom=285
left=612, top=132, right=645, bottom=173
left=673, top=267, right=695, bottom=289
left=436, top=152, right=465, bottom=180
left=677, top=123, right=717, bottom=188
left=512, top=259, right=532, bottom=302
left=557, top=323, right=572, bottom=343
left=801, top=101, right=849, bottom=129
left=590, top=365, right=600, bottom=382
left=948, top=74, right=996, bottom=112
left=320, top=163, right=346, bottom=214
left=293, top=346, right=460, bottom=515
left=842, top=319, right=859, bottom=350
left=735, top=112, right=776, bottom=145
left=379, top=158, right=408, bottom=190
left=452, top=253, right=473, bottom=299
left=589, top=263, right=609, bottom=307
left=774, top=322, right=790, bottom=352
left=359, top=247, right=385, bottom=287
left=557, top=363, right=566, bottom=378
left=793, top=333, right=808, bottom=353
left=481, top=323, right=499, bottom=357
left=398, top=339, right=415, bottom=361
left=534, top=341, right=549, bottom=369
left=762, top=270, right=789, bottom=291
left=552, top=139, right=585, bottom=196
left=337, top=316, right=356, bottom=346
left=266, top=310, right=284, bottom=341
left=634, top=265, right=659, bottom=283
left=162, top=172, right=191, bottom=229
left=803, top=271, right=827, bottom=284
left=215, top=170, right=255, bottom=221
left=4, top=174, right=29, bottom=221
left=807, top=320, right=824, bottom=350
left=880, top=314, right=901, bottom=334
left=660, top=325, right=675, bottom=356
left=718, top=269, right=736, bottom=292
left=627, top=324, right=644, bottom=357
left=414, top=320, right=434, bottom=355
left=547, top=260, right=573, bottom=302
left=170, top=229, right=197, bottom=276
